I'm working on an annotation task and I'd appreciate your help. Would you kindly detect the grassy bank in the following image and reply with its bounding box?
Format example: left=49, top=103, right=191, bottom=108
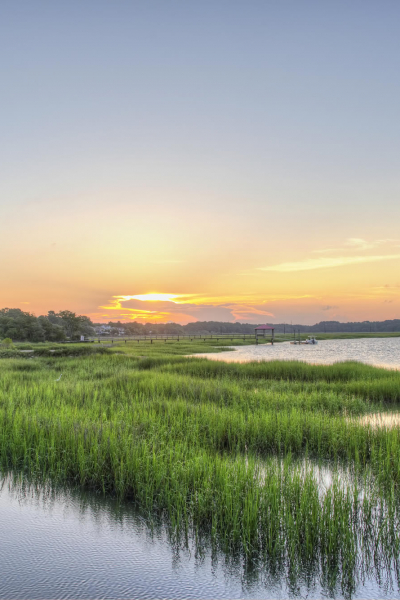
left=307, top=331, right=400, bottom=340
left=1, top=342, right=400, bottom=592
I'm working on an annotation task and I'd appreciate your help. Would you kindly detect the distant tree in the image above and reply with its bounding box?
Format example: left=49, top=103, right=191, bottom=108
left=46, top=310, right=64, bottom=326
left=57, top=310, right=95, bottom=339
left=1, top=337, right=14, bottom=348
left=37, top=316, right=65, bottom=341
left=0, top=308, right=38, bottom=341
left=78, top=316, right=95, bottom=338
left=54, top=310, right=94, bottom=339
left=5, top=327, right=19, bottom=340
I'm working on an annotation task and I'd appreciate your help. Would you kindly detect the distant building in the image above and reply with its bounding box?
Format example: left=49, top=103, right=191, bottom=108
left=95, top=325, right=112, bottom=335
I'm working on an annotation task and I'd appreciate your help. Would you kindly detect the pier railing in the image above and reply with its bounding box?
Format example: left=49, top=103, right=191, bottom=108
left=88, top=333, right=296, bottom=344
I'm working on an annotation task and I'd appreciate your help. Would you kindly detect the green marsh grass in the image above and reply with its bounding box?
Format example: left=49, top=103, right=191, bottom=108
left=1, top=342, right=400, bottom=590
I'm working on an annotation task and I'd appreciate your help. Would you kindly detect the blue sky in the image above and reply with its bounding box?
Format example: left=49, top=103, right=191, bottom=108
left=1, top=1, right=399, bottom=323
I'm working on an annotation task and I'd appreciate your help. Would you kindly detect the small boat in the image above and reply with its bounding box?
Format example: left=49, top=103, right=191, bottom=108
left=301, top=336, right=318, bottom=345
left=290, top=335, right=318, bottom=345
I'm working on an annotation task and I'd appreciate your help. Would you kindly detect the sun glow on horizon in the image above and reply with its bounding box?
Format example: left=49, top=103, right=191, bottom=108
left=130, top=293, right=181, bottom=302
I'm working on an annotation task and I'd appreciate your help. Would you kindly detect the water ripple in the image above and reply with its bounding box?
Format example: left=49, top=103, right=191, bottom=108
left=0, top=474, right=399, bottom=599
left=196, top=338, right=400, bottom=368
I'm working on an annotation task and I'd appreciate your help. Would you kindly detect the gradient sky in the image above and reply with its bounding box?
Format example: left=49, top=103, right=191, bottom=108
left=1, top=1, right=399, bottom=324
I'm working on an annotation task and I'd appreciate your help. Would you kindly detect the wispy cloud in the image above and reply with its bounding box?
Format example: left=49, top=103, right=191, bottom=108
left=99, top=293, right=280, bottom=324
left=321, top=305, right=338, bottom=310
left=102, top=294, right=195, bottom=309
left=370, top=283, right=400, bottom=294
left=259, top=254, right=400, bottom=273
left=315, top=238, right=400, bottom=254
left=344, top=238, right=376, bottom=250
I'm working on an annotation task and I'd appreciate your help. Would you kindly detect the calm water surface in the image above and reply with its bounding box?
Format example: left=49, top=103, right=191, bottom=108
left=197, top=337, right=400, bottom=368
left=1, top=473, right=399, bottom=600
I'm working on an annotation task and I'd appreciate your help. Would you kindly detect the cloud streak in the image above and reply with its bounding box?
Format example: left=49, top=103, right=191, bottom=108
left=259, top=254, right=400, bottom=273
left=99, top=294, right=278, bottom=324
left=315, top=238, right=400, bottom=254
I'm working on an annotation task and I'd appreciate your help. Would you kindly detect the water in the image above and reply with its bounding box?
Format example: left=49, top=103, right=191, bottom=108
left=196, top=337, right=400, bottom=369
left=1, top=473, right=399, bottom=599
left=355, top=412, right=400, bottom=429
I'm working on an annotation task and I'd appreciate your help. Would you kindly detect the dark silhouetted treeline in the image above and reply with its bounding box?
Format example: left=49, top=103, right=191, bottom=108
left=0, top=308, right=94, bottom=342
left=2, top=307, right=399, bottom=342
left=102, top=318, right=400, bottom=335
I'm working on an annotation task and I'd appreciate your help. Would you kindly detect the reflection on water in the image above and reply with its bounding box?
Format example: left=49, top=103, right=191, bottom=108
left=196, top=337, right=400, bottom=368
left=0, top=472, right=399, bottom=600
left=355, top=412, right=400, bottom=429
left=254, top=457, right=360, bottom=498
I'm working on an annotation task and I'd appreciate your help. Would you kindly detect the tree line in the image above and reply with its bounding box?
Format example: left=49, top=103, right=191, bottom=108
left=1, top=307, right=399, bottom=342
left=104, top=318, right=400, bottom=336
left=0, top=308, right=94, bottom=342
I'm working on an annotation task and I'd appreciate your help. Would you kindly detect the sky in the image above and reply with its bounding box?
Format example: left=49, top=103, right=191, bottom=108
left=1, top=1, right=399, bottom=325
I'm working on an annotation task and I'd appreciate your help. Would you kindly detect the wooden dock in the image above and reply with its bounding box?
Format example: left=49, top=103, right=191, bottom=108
left=89, top=332, right=287, bottom=345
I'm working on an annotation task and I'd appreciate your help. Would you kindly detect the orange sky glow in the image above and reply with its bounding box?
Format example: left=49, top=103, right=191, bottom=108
left=3, top=231, right=399, bottom=325
left=2, top=212, right=400, bottom=324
